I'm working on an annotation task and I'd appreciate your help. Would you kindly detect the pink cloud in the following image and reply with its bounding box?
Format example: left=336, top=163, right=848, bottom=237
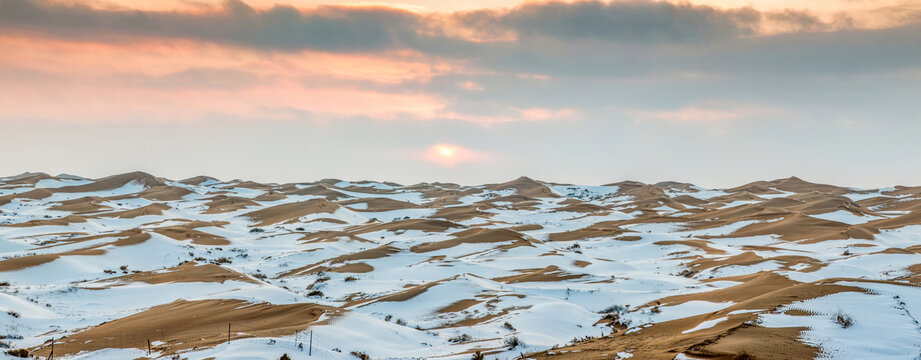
left=458, top=81, right=484, bottom=91
left=517, top=107, right=579, bottom=121
left=0, top=34, right=572, bottom=126
left=440, top=107, right=579, bottom=126
left=0, top=35, right=453, bottom=122
left=627, top=103, right=782, bottom=123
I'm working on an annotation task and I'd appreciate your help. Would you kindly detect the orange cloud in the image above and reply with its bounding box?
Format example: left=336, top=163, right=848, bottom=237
left=424, top=143, right=492, bottom=166
left=0, top=35, right=458, bottom=123
left=0, top=34, right=581, bottom=125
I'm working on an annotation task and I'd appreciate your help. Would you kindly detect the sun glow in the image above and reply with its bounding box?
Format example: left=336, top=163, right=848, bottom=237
left=436, top=145, right=457, bottom=157
left=424, top=143, right=490, bottom=167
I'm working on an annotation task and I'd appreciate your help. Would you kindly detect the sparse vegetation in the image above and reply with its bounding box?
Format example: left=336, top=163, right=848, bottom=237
left=569, top=335, right=598, bottom=345
left=471, top=350, right=484, bottom=360
left=835, top=311, right=854, bottom=328
left=5, top=348, right=29, bottom=358
left=6, top=311, right=20, bottom=318
left=210, top=257, right=232, bottom=265
left=350, top=350, right=370, bottom=360
left=601, top=304, right=628, bottom=314
left=449, top=334, right=472, bottom=343
left=249, top=227, right=265, bottom=233
left=344, top=276, right=358, bottom=282
left=307, top=290, right=324, bottom=297
left=280, top=354, right=292, bottom=360
left=502, top=321, right=516, bottom=331
left=384, top=314, right=393, bottom=322
left=503, top=336, right=521, bottom=349
left=395, top=318, right=407, bottom=326
left=731, top=352, right=755, bottom=360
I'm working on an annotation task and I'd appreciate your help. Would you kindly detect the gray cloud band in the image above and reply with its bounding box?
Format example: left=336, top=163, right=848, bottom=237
left=0, top=0, right=864, bottom=49
left=1, top=0, right=920, bottom=77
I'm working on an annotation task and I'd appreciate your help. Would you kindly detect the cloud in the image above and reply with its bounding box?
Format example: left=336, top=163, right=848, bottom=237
left=438, top=107, right=578, bottom=126
left=2, top=0, right=921, bottom=130
left=2, top=0, right=910, bottom=53
left=458, top=81, right=483, bottom=90
left=479, top=0, right=761, bottom=43
left=517, top=107, right=578, bottom=122
left=0, top=0, right=425, bottom=51
left=2, top=0, right=918, bottom=84
left=627, top=103, right=782, bottom=123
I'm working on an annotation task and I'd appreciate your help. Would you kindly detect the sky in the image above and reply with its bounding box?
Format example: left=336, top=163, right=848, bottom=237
left=1, top=0, right=920, bottom=188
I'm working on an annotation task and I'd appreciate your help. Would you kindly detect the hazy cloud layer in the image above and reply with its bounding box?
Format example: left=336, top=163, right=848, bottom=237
left=3, top=0, right=920, bottom=80
left=2, top=0, right=921, bottom=184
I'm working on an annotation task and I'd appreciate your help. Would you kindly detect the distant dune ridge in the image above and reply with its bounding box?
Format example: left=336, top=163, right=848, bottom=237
left=3, top=171, right=921, bottom=359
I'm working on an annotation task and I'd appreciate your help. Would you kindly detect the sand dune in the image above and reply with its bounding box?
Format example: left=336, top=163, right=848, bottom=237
left=433, top=204, right=493, bottom=221
left=133, top=185, right=193, bottom=201
left=153, top=225, right=230, bottom=245
left=549, top=221, right=628, bottom=241
left=99, top=262, right=257, bottom=286
left=55, top=171, right=164, bottom=193
left=492, top=265, right=585, bottom=283
left=1, top=172, right=56, bottom=185
left=242, top=199, right=339, bottom=225
left=484, top=176, right=559, bottom=198
left=0, top=230, right=149, bottom=271
left=4, top=214, right=88, bottom=227
left=179, top=175, right=220, bottom=185
left=410, top=228, right=532, bottom=252
left=339, top=197, right=421, bottom=211
left=92, top=203, right=172, bottom=219
left=203, top=195, right=261, bottom=213
left=33, top=299, right=332, bottom=357
left=48, top=196, right=111, bottom=213
left=286, top=184, right=352, bottom=200
left=0, top=188, right=54, bottom=205
left=4, top=173, right=921, bottom=360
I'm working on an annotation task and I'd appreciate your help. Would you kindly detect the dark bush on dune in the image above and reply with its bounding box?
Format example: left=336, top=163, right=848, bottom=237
left=449, top=334, right=472, bottom=343
left=836, top=312, right=854, bottom=328
left=5, top=348, right=29, bottom=358
left=350, top=351, right=370, bottom=360
left=504, top=336, right=521, bottom=349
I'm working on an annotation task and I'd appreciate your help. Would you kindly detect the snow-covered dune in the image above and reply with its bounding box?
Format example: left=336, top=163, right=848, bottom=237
left=2, top=173, right=921, bottom=359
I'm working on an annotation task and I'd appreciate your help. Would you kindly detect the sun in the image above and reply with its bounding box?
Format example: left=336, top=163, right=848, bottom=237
left=425, top=143, right=489, bottom=167
left=436, top=145, right=457, bottom=158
